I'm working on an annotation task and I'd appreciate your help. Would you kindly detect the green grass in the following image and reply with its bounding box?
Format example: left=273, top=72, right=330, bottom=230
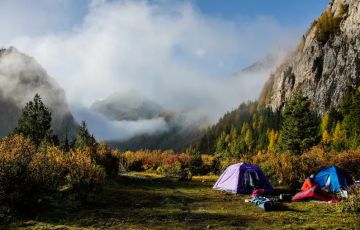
left=3, top=173, right=360, bottom=229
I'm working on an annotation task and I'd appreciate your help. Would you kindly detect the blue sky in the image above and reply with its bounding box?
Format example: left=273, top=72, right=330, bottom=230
left=192, top=0, right=328, bottom=26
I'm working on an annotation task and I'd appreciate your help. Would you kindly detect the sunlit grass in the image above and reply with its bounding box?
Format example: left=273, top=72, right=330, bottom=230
left=5, top=174, right=360, bottom=229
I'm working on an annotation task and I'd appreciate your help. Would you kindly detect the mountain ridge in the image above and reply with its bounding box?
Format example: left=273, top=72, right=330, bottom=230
left=0, top=47, right=78, bottom=139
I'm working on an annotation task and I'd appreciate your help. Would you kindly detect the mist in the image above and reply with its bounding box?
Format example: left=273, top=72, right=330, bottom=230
left=0, top=47, right=77, bottom=138
left=2, top=0, right=300, bottom=140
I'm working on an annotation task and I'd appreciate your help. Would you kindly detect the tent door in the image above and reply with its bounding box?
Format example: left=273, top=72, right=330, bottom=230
left=244, top=170, right=263, bottom=190
left=323, top=175, right=331, bottom=192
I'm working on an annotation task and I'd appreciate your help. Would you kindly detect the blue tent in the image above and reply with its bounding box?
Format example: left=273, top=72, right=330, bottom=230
left=313, top=166, right=353, bottom=193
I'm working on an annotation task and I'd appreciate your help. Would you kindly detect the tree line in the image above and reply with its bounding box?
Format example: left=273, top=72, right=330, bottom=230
left=191, top=86, right=360, bottom=156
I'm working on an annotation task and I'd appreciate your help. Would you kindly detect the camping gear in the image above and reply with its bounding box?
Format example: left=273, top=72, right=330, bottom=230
left=301, top=178, right=314, bottom=191
left=251, top=188, right=266, bottom=198
left=292, top=185, right=335, bottom=202
left=292, top=166, right=353, bottom=202
left=312, top=166, right=353, bottom=193
left=249, top=195, right=278, bottom=211
left=213, top=163, right=273, bottom=194
left=279, top=193, right=292, bottom=202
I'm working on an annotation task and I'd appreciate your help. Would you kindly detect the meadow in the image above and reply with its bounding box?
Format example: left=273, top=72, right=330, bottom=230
left=4, top=173, right=359, bottom=230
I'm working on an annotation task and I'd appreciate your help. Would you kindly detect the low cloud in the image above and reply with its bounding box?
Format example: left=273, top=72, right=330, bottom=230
left=3, top=0, right=300, bottom=140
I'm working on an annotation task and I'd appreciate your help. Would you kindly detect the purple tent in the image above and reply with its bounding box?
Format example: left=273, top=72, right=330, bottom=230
left=213, top=163, right=274, bottom=194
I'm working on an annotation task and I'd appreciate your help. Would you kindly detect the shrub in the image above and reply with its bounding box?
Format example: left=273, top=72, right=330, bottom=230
left=64, top=148, right=106, bottom=201
left=0, top=135, right=37, bottom=209
left=300, top=146, right=328, bottom=177
left=96, top=141, right=119, bottom=176
left=219, top=157, right=239, bottom=172
left=201, top=154, right=219, bottom=174
left=111, top=149, right=126, bottom=174
left=329, top=149, right=360, bottom=179
left=121, top=150, right=147, bottom=171
left=315, top=10, right=342, bottom=44
left=277, top=153, right=302, bottom=188
left=142, top=150, right=162, bottom=171
left=29, top=146, right=67, bottom=193
left=161, top=153, right=192, bottom=180
left=338, top=185, right=360, bottom=213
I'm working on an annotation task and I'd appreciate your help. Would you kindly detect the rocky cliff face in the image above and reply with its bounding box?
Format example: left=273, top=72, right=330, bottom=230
left=260, top=0, right=360, bottom=114
left=0, top=47, right=77, bottom=138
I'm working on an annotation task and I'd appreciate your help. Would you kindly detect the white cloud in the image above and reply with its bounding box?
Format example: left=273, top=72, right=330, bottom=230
left=3, top=0, right=299, bottom=139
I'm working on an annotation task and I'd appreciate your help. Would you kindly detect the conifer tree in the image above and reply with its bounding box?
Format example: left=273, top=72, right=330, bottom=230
left=13, top=94, right=52, bottom=146
left=332, top=121, right=346, bottom=150
left=322, top=130, right=330, bottom=145
left=280, top=93, right=319, bottom=154
left=267, top=129, right=279, bottom=152
left=75, top=121, right=96, bottom=149
left=244, top=129, right=253, bottom=151
left=340, top=87, right=360, bottom=148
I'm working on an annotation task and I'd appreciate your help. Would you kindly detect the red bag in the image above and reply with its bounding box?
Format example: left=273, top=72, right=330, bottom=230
left=252, top=188, right=266, bottom=198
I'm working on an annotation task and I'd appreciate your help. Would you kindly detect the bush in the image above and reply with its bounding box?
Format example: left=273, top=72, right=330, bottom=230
left=64, top=148, right=106, bottom=201
left=271, top=152, right=302, bottom=188
left=330, top=149, right=360, bottom=179
left=121, top=150, right=150, bottom=171
left=300, top=146, right=328, bottom=177
left=96, top=141, right=119, bottom=176
left=29, top=146, right=67, bottom=193
left=161, top=153, right=192, bottom=180
left=142, top=150, right=162, bottom=171
left=201, top=154, right=219, bottom=175
left=338, top=185, right=360, bottom=213
left=219, top=157, right=239, bottom=173
left=315, top=10, right=342, bottom=43
left=0, top=135, right=37, bottom=209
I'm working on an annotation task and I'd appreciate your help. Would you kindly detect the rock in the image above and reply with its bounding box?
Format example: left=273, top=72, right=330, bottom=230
left=259, top=0, right=360, bottom=115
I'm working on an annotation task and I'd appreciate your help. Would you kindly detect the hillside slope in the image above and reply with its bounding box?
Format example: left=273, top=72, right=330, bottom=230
left=0, top=47, right=77, bottom=138
left=193, top=0, right=360, bottom=154
left=259, top=0, right=360, bottom=114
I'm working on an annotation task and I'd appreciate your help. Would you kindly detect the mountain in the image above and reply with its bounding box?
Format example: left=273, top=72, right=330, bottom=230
left=98, top=52, right=281, bottom=151
left=259, top=0, right=360, bottom=114
left=89, top=91, right=205, bottom=151
left=0, top=47, right=77, bottom=139
left=192, top=0, right=360, bottom=154
left=109, top=118, right=205, bottom=152
left=90, top=91, right=167, bottom=121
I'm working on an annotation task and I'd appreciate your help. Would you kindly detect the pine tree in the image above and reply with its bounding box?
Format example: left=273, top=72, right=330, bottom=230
left=13, top=94, right=52, bottom=145
left=322, top=130, right=330, bottom=145
left=340, top=87, right=360, bottom=148
left=267, top=129, right=279, bottom=152
left=75, top=121, right=96, bottom=149
left=245, top=128, right=253, bottom=151
left=332, top=121, right=346, bottom=150
left=280, top=93, right=319, bottom=154
left=228, top=127, right=240, bottom=156
left=320, top=112, right=329, bottom=133
left=215, top=131, right=227, bottom=156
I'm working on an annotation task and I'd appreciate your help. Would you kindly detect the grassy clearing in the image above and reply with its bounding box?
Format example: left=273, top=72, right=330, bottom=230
left=3, top=173, right=360, bottom=230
